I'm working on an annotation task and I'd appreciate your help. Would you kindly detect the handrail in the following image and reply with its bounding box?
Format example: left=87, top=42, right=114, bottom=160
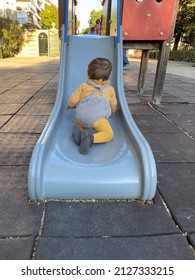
left=63, top=0, right=121, bottom=43
left=117, top=0, right=121, bottom=43
left=64, top=0, right=69, bottom=42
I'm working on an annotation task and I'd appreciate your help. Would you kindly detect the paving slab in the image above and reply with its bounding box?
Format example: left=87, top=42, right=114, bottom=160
left=147, top=60, right=195, bottom=80
left=0, top=103, right=22, bottom=114
left=14, top=84, right=41, bottom=90
left=21, top=80, right=50, bottom=87
left=125, top=96, right=143, bottom=104
left=17, top=103, right=53, bottom=116
left=160, top=95, right=185, bottom=103
left=42, top=192, right=179, bottom=238
left=172, top=83, right=195, bottom=91
left=144, top=132, right=195, bottom=163
left=29, top=82, right=57, bottom=104
left=180, top=96, right=195, bottom=103
left=0, top=166, right=43, bottom=237
left=0, top=115, right=11, bottom=127
left=157, top=163, right=195, bottom=233
left=188, top=234, right=195, bottom=249
left=31, top=73, right=56, bottom=80
left=30, top=93, right=57, bottom=104
left=0, top=91, right=34, bottom=104
left=170, top=89, right=195, bottom=97
left=156, top=104, right=195, bottom=115
left=132, top=115, right=181, bottom=133
left=0, top=57, right=194, bottom=261
left=36, top=234, right=195, bottom=260
left=0, top=133, right=39, bottom=165
left=166, top=115, right=195, bottom=134
left=163, top=89, right=194, bottom=98
left=0, top=237, right=34, bottom=260
left=37, top=80, right=58, bottom=94
left=1, top=115, right=49, bottom=133
left=0, top=73, right=36, bottom=81
left=128, top=104, right=159, bottom=116
left=0, top=57, right=59, bottom=73
left=0, top=82, right=24, bottom=93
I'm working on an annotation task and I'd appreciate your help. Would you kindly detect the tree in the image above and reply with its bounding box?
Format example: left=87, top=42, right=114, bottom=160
left=40, top=4, right=59, bottom=29
left=0, top=18, right=23, bottom=58
left=78, top=9, right=102, bottom=34
left=76, top=18, right=80, bottom=30
left=173, top=0, right=195, bottom=50
left=88, top=9, right=102, bottom=27
left=182, top=1, right=195, bottom=48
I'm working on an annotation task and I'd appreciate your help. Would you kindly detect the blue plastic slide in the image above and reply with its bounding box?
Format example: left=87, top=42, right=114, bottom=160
left=28, top=31, right=157, bottom=201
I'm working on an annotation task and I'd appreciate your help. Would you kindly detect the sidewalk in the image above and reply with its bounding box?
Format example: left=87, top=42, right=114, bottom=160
left=0, top=57, right=194, bottom=260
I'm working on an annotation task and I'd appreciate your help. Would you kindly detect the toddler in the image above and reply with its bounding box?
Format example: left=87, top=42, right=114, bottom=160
left=67, top=57, right=117, bottom=155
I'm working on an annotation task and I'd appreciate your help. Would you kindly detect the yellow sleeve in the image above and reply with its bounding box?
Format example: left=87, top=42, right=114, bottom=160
left=68, top=85, right=82, bottom=107
left=110, top=87, right=117, bottom=114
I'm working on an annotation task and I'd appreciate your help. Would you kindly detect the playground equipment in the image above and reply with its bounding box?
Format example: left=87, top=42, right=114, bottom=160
left=28, top=0, right=157, bottom=201
left=58, top=0, right=77, bottom=38
left=101, top=0, right=180, bottom=104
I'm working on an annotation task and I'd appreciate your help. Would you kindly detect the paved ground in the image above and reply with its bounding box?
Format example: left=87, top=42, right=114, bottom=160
left=0, top=57, right=195, bottom=260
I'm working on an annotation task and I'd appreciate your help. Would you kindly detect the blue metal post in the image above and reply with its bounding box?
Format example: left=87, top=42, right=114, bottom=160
left=64, top=0, right=69, bottom=42
left=117, top=0, right=121, bottom=43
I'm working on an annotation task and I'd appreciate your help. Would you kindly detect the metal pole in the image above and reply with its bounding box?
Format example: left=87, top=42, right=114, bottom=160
left=64, top=0, right=69, bottom=42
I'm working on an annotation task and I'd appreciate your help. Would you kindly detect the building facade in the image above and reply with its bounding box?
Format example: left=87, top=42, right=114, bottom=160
left=0, top=0, right=17, bottom=20
left=1, top=0, right=60, bottom=57
left=0, top=0, right=55, bottom=28
left=16, top=0, right=43, bottom=28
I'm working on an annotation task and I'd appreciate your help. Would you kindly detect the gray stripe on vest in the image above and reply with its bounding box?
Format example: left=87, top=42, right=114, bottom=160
left=76, top=80, right=111, bottom=128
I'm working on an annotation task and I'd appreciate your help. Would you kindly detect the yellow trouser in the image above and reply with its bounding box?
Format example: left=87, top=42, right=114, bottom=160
left=74, top=117, right=114, bottom=143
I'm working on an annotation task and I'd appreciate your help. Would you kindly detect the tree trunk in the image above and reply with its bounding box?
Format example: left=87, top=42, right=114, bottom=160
left=173, top=33, right=182, bottom=50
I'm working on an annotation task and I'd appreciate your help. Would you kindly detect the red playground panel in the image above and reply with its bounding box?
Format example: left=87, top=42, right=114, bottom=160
left=122, top=0, right=177, bottom=41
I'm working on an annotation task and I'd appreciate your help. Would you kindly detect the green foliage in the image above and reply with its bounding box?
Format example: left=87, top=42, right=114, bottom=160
left=76, top=18, right=80, bottom=29
left=40, top=4, right=59, bottom=29
left=88, top=9, right=102, bottom=27
left=169, top=50, right=195, bottom=62
left=78, top=9, right=102, bottom=34
left=173, top=0, right=195, bottom=49
left=0, top=17, right=24, bottom=58
left=149, top=50, right=195, bottom=63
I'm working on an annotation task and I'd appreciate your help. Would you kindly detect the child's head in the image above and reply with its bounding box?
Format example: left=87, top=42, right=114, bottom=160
left=88, top=58, right=112, bottom=81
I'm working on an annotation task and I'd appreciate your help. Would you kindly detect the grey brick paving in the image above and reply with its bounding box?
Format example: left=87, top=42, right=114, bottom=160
left=144, top=132, right=195, bottom=163
left=156, top=104, right=195, bottom=115
left=188, top=234, right=195, bottom=248
left=0, top=133, right=39, bottom=165
left=167, top=115, right=195, bottom=134
left=0, top=91, right=34, bottom=104
left=1, top=115, right=49, bottom=133
left=0, top=237, right=34, bottom=260
left=36, top=235, right=195, bottom=260
left=0, top=115, right=11, bottom=127
left=132, top=115, right=182, bottom=133
left=17, top=103, right=53, bottom=116
left=0, top=167, right=43, bottom=237
left=157, top=163, right=195, bottom=233
left=42, top=192, right=179, bottom=238
left=0, top=103, right=22, bottom=114
left=0, top=57, right=194, bottom=260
